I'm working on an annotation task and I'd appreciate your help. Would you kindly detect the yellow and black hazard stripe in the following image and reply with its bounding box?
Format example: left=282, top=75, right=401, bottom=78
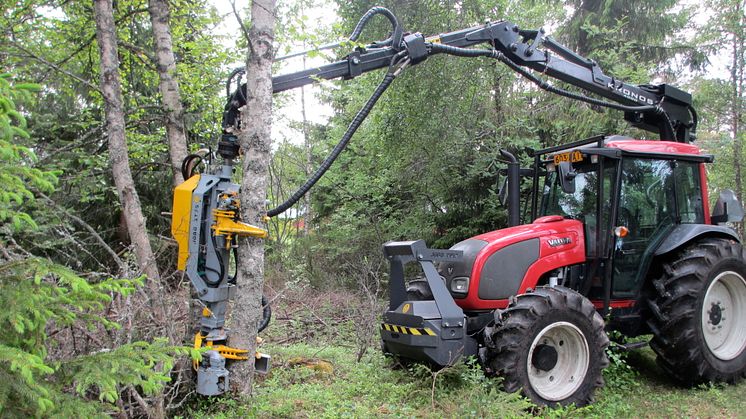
left=381, top=323, right=436, bottom=336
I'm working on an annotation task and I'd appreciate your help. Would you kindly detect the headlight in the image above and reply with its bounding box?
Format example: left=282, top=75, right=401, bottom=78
left=450, top=277, right=469, bottom=293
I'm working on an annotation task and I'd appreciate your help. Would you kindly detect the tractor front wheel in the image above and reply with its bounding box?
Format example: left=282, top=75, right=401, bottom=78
left=484, top=286, right=609, bottom=407
left=648, top=238, right=746, bottom=384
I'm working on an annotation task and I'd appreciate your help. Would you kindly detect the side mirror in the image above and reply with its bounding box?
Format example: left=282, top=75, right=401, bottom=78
left=711, top=189, right=744, bottom=224
left=497, top=174, right=508, bottom=206
left=557, top=161, right=576, bottom=194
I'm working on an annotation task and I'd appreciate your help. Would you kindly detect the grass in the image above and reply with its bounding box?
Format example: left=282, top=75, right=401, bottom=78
left=589, top=348, right=746, bottom=418
left=182, top=290, right=746, bottom=418
left=183, top=343, right=531, bottom=418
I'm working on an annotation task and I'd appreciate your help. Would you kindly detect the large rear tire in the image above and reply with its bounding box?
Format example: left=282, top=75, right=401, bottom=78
left=484, top=286, right=609, bottom=407
left=647, top=238, right=746, bottom=384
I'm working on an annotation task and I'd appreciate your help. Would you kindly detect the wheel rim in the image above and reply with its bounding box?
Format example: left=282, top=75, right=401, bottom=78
left=527, top=321, right=589, bottom=402
left=701, top=271, right=746, bottom=361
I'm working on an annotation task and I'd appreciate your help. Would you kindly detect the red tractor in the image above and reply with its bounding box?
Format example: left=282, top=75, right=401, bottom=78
left=381, top=136, right=746, bottom=406
left=214, top=7, right=746, bottom=405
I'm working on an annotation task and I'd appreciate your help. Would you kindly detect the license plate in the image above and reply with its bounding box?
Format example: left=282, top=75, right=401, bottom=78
left=553, top=150, right=583, bottom=164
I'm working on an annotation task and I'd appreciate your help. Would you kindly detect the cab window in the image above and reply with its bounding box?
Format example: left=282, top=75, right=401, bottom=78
left=675, top=162, right=705, bottom=224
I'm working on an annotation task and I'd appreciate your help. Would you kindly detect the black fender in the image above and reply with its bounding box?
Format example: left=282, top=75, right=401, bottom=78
left=654, top=224, right=741, bottom=256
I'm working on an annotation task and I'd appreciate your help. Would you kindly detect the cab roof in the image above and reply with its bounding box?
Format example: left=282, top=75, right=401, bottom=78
left=535, top=135, right=712, bottom=163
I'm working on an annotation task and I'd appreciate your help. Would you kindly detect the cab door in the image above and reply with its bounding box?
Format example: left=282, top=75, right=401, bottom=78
left=611, top=158, right=678, bottom=297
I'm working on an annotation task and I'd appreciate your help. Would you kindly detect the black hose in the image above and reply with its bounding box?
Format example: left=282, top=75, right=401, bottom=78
left=258, top=295, right=271, bottom=332
left=227, top=246, right=271, bottom=332
left=266, top=69, right=398, bottom=217
left=429, top=43, right=497, bottom=58
left=181, top=154, right=203, bottom=180
left=349, top=6, right=403, bottom=49
left=496, top=54, right=659, bottom=113
left=688, top=105, right=698, bottom=139
left=429, top=43, right=661, bottom=114
left=226, top=66, right=246, bottom=100
left=204, top=233, right=225, bottom=287
left=221, top=7, right=403, bottom=134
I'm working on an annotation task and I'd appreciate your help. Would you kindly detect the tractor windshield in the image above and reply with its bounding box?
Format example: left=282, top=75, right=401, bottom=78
left=541, top=161, right=599, bottom=220
left=540, top=158, right=615, bottom=256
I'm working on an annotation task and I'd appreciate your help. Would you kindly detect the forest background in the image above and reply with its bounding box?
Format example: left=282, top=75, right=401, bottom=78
left=0, top=0, right=744, bottom=417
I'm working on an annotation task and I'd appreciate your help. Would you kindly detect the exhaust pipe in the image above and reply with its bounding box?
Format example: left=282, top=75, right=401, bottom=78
left=499, top=149, right=520, bottom=227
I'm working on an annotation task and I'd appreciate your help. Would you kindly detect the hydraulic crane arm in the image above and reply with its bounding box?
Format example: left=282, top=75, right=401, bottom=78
left=223, top=8, right=696, bottom=143
left=176, top=7, right=699, bottom=396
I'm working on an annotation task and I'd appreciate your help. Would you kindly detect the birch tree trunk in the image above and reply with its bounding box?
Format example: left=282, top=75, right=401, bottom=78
left=148, top=0, right=189, bottom=186
left=93, top=0, right=162, bottom=285
left=231, top=0, right=276, bottom=395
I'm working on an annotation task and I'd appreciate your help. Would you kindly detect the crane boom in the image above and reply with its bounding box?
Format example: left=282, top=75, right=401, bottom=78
left=223, top=16, right=696, bottom=143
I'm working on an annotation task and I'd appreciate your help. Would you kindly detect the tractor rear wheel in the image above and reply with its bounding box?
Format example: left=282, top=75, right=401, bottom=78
left=647, top=238, right=746, bottom=384
left=484, top=286, right=609, bottom=407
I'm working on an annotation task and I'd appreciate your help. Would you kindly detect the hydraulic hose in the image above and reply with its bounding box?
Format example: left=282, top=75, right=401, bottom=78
left=181, top=154, right=203, bottom=180
left=429, top=43, right=497, bottom=58
left=495, top=52, right=660, bottom=114
left=349, top=6, right=403, bottom=49
left=227, top=245, right=271, bottom=332
left=688, top=105, right=699, bottom=139
left=222, top=7, right=403, bottom=134
left=429, top=43, right=661, bottom=114
left=258, top=295, right=272, bottom=332
left=266, top=69, right=398, bottom=217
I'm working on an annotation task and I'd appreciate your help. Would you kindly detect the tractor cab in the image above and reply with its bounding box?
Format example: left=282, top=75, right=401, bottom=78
left=532, top=135, right=714, bottom=308
left=381, top=134, right=746, bottom=407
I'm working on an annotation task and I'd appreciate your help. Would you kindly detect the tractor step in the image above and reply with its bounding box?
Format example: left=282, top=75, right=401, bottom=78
left=616, top=340, right=649, bottom=351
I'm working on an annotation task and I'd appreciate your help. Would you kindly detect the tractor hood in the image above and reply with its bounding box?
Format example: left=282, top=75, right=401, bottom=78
left=439, top=216, right=586, bottom=310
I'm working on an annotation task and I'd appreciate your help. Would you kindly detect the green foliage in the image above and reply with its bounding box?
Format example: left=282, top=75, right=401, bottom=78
left=3, top=0, right=233, bottom=271
left=560, top=0, right=694, bottom=67
left=182, top=310, right=746, bottom=418
left=0, top=74, right=57, bottom=231
left=266, top=0, right=717, bottom=292
left=183, top=344, right=530, bottom=418
left=0, top=258, right=200, bottom=417
left=0, top=74, right=198, bottom=417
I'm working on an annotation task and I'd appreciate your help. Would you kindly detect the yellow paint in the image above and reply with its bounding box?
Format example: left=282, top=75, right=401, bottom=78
left=380, top=323, right=437, bottom=337
left=402, top=303, right=411, bottom=313
left=172, top=175, right=201, bottom=271
left=202, top=307, right=212, bottom=317
left=192, top=332, right=204, bottom=370
left=212, top=209, right=269, bottom=247
left=211, top=344, right=250, bottom=360
left=192, top=331, right=256, bottom=364
left=552, top=150, right=583, bottom=165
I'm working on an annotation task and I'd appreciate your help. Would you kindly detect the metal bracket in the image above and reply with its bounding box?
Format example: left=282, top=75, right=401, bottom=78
left=383, top=240, right=465, bottom=340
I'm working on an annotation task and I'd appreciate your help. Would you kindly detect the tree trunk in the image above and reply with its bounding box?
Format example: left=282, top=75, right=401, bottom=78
left=230, top=0, right=276, bottom=395
left=94, top=0, right=161, bottom=284
left=148, top=0, right=189, bottom=186
left=731, top=0, right=744, bottom=237
left=94, top=0, right=165, bottom=415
